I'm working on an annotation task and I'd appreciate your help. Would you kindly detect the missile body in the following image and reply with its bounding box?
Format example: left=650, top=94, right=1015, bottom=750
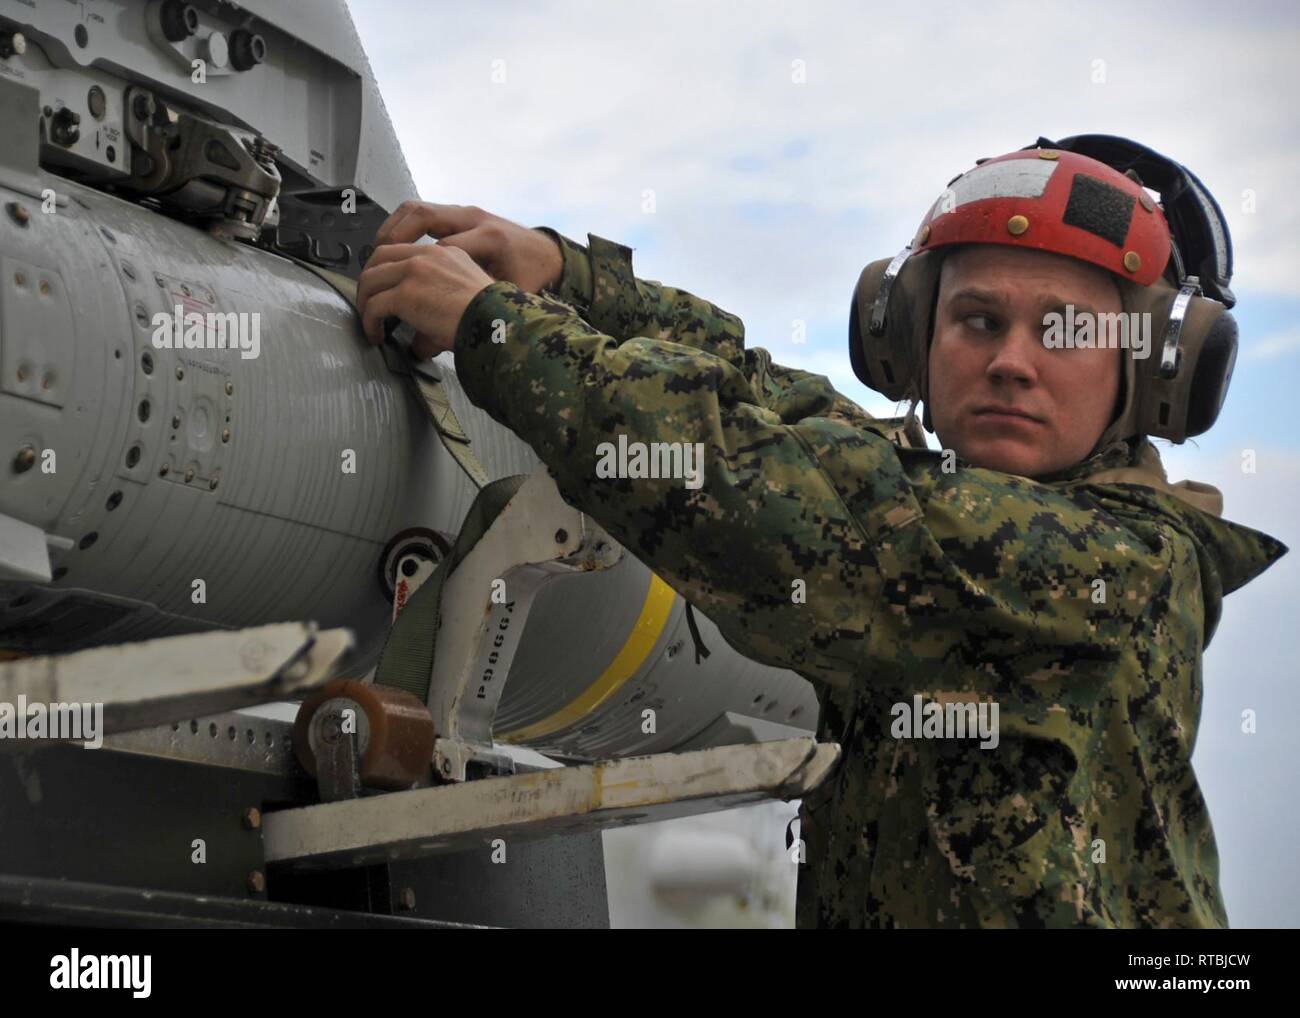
left=0, top=174, right=817, bottom=758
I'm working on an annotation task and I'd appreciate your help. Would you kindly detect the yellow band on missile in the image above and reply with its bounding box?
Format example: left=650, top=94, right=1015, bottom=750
left=496, top=571, right=677, bottom=744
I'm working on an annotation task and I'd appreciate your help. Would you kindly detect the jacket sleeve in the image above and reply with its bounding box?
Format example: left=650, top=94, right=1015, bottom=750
left=536, top=228, right=881, bottom=431
left=536, top=229, right=747, bottom=370
left=453, top=281, right=903, bottom=690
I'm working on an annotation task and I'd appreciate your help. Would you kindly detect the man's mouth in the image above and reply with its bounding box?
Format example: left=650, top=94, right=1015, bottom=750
left=971, top=404, right=1043, bottom=425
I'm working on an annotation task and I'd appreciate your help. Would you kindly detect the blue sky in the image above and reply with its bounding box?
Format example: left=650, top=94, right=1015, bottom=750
left=347, top=0, right=1300, bottom=927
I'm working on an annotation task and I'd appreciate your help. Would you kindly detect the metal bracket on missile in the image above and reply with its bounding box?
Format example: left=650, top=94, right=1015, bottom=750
left=398, top=466, right=623, bottom=783
left=262, top=736, right=841, bottom=871
left=0, top=512, right=52, bottom=583
left=120, top=85, right=281, bottom=240
left=0, top=622, right=353, bottom=743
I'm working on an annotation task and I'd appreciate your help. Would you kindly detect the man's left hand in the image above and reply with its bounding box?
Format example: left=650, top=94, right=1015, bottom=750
left=357, top=242, right=495, bottom=360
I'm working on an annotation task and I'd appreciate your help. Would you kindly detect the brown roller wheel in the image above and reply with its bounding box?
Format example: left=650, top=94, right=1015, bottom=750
left=293, top=679, right=436, bottom=790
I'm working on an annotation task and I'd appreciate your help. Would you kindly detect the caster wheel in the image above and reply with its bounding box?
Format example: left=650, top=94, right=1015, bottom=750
left=293, top=679, right=436, bottom=790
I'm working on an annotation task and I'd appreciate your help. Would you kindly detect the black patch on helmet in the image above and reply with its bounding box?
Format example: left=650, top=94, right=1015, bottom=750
left=1062, top=173, right=1135, bottom=247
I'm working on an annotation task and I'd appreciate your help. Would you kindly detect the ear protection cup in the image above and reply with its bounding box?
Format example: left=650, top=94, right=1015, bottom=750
left=848, top=249, right=943, bottom=402
left=1119, top=280, right=1238, bottom=442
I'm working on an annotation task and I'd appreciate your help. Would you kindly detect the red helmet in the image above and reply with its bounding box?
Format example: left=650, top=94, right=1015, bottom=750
left=911, top=148, right=1173, bottom=287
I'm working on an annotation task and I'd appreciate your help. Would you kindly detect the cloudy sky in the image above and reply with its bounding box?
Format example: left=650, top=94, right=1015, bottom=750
left=346, top=0, right=1300, bottom=927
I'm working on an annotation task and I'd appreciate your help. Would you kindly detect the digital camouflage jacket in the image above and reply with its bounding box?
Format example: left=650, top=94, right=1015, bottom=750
left=451, top=230, right=1288, bottom=929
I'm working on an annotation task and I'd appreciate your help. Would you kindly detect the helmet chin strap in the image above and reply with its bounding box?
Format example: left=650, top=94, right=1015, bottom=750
left=1088, top=277, right=1144, bottom=456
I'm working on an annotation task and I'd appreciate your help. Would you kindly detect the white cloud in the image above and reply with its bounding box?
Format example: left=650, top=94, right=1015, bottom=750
left=1244, top=326, right=1300, bottom=360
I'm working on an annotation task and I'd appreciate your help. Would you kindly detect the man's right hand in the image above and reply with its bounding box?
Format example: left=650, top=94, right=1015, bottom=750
left=370, top=202, right=563, bottom=295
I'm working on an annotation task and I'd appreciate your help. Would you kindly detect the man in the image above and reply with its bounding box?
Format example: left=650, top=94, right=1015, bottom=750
left=355, top=143, right=1286, bottom=928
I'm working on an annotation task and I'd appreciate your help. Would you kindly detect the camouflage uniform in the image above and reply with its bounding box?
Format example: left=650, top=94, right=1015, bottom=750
left=451, top=230, right=1288, bottom=928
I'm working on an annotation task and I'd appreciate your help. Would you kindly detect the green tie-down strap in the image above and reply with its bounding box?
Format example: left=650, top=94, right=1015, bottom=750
left=291, top=257, right=491, bottom=492
left=410, top=371, right=490, bottom=490
left=373, top=474, right=528, bottom=701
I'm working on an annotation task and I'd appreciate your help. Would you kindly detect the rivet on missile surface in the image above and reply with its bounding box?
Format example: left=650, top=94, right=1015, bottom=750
left=184, top=466, right=195, bottom=482
left=918, top=224, right=931, bottom=244
left=176, top=366, right=184, bottom=380
left=1007, top=215, right=1030, bottom=236
left=225, top=381, right=233, bottom=395
left=221, top=428, right=230, bottom=443
left=242, top=807, right=262, bottom=830
left=171, top=415, right=181, bottom=430
left=1123, top=251, right=1142, bottom=273
left=397, top=887, right=417, bottom=912
left=5, top=202, right=29, bottom=226
left=14, top=447, right=36, bottom=473
left=555, top=528, right=568, bottom=544
left=1139, top=193, right=1155, bottom=212
left=106, top=491, right=123, bottom=511
left=78, top=532, right=97, bottom=550
left=41, top=373, right=53, bottom=390
left=141, top=351, right=154, bottom=374
left=1038, top=149, right=1059, bottom=160
left=121, top=261, right=136, bottom=280
left=14, top=272, right=25, bottom=286
left=38, top=280, right=49, bottom=295
left=247, top=870, right=266, bottom=895
left=209, top=477, right=219, bottom=490
left=15, top=365, right=28, bottom=382
left=125, top=444, right=141, bottom=468
left=158, top=463, right=169, bottom=476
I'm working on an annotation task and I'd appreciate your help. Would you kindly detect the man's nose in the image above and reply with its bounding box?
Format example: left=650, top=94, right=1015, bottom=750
left=985, top=319, right=1041, bottom=387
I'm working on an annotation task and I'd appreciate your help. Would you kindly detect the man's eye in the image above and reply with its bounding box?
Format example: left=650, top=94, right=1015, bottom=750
left=962, top=313, right=998, bottom=333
